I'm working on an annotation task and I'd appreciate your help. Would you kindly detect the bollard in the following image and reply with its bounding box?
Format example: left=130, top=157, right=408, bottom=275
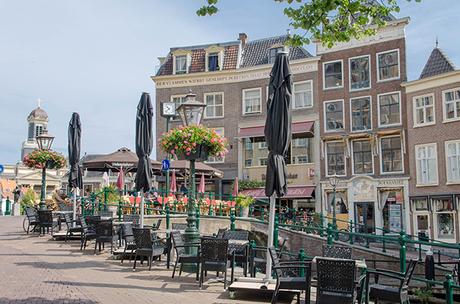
left=5, top=198, right=11, bottom=216
left=118, top=200, right=122, bottom=221
left=444, top=274, right=454, bottom=304
left=230, top=209, right=235, bottom=231
left=195, top=208, right=200, bottom=231
left=399, top=230, right=407, bottom=273
left=165, top=204, right=170, bottom=230
left=274, top=215, right=279, bottom=248
left=327, top=223, right=333, bottom=245
left=298, top=249, right=306, bottom=277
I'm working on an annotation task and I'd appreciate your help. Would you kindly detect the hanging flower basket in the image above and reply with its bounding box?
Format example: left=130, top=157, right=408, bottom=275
left=23, top=150, right=66, bottom=170
left=160, top=125, right=228, bottom=161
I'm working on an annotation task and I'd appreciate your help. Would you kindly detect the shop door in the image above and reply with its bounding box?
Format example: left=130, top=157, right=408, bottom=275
left=355, top=202, right=375, bottom=234
left=414, top=213, right=431, bottom=241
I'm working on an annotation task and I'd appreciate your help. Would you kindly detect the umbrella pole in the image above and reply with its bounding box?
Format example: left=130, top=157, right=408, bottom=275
left=265, top=194, right=276, bottom=281
left=140, top=191, right=144, bottom=228
left=73, top=188, right=77, bottom=228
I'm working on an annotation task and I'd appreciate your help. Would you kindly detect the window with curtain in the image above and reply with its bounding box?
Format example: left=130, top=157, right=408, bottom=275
left=327, top=191, right=348, bottom=214
left=243, top=88, right=261, bottom=114
left=208, top=52, right=219, bottom=71
left=293, top=81, right=313, bottom=109
left=350, top=55, right=370, bottom=90
left=351, top=96, right=371, bottom=131
left=433, top=197, right=455, bottom=239
left=446, top=140, right=460, bottom=183
left=414, top=95, right=435, bottom=126
left=379, top=92, right=401, bottom=126
left=444, top=88, right=460, bottom=121
left=416, top=144, right=438, bottom=185
left=175, top=55, right=187, bottom=74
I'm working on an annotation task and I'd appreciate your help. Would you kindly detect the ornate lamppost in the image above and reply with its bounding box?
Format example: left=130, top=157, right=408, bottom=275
left=176, top=91, right=206, bottom=248
left=36, top=132, right=55, bottom=210
left=328, top=174, right=339, bottom=231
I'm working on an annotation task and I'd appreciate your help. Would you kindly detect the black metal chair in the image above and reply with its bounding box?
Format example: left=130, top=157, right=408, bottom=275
left=322, top=244, right=353, bottom=259
left=85, top=215, right=101, bottom=231
left=224, top=230, right=249, bottom=277
left=172, top=223, right=187, bottom=231
left=94, top=219, right=114, bottom=254
left=249, top=238, right=289, bottom=277
left=316, top=257, right=363, bottom=304
left=269, top=247, right=312, bottom=304
left=216, top=228, right=227, bottom=238
left=200, top=237, right=231, bottom=289
left=132, top=228, right=165, bottom=271
left=170, top=230, right=200, bottom=280
left=24, top=207, right=39, bottom=234
left=37, top=210, right=57, bottom=236
left=80, top=216, right=97, bottom=250
left=365, top=259, right=418, bottom=304
left=63, top=213, right=82, bottom=242
left=120, top=223, right=136, bottom=264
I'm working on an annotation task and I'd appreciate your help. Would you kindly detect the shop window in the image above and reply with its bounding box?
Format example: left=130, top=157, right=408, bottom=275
left=323, top=60, right=343, bottom=89
left=381, top=190, right=404, bottom=231
left=349, top=55, right=370, bottom=90
left=379, top=92, right=401, bottom=126
left=433, top=197, right=455, bottom=239
left=243, top=137, right=268, bottom=167
left=291, top=136, right=312, bottom=164
left=324, top=100, right=344, bottom=131
left=351, top=96, right=371, bottom=131
left=326, top=141, right=346, bottom=176
left=327, top=191, right=348, bottom=214
left=377, top=49, right=399, bottom=81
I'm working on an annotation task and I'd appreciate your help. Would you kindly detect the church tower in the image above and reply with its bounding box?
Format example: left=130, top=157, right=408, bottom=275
left=21, top=100, right=49, bottom=160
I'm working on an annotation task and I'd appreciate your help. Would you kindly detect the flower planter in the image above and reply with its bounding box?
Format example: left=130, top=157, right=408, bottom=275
left=177, top=144, right=209, bottom=162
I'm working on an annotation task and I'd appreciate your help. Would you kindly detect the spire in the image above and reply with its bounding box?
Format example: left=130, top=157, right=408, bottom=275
left=37, top=98, right=41, bottom=108
left=419, top=46, right=455, bottom=79
left=435, top=36, right=438, bottom=48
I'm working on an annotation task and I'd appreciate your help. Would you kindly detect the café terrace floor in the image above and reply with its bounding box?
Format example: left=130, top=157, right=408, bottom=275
left=0, top=216, right=318, bottom=304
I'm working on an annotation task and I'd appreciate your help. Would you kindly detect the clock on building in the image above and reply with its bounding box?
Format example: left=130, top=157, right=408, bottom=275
left=160, top=102, right=176, bottom=118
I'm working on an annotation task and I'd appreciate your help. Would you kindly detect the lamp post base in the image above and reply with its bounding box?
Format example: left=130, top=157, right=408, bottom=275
left=182, top=212, right=200, bottom=272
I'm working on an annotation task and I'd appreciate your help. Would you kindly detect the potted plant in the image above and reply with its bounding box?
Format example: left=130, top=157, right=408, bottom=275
left=235, top=194, right=255, bottom=217
left=414, top=287, right=433, bottom=304
left=160, top=125, right=228, bottom=161
left=23, top=150, right=66, bottom=170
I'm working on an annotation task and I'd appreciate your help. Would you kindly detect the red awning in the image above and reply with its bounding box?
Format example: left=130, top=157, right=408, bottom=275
left=238, top=121, right=314, bottom=137
left=241, top=186, right=315, bottom=199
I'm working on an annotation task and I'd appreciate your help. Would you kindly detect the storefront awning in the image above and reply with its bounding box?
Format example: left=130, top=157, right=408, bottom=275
left=241, top=186, right=315, bottom=199
left=238, top=121, right=314, bottom=137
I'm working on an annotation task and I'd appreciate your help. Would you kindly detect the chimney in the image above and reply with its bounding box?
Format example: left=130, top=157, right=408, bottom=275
left=238, top=33, right=248, bottom=48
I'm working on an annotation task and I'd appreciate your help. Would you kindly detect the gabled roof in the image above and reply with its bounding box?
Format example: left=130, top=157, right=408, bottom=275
left=240, top=35, right=311, bottom=68
left=420, top=47, right=455, bottom=79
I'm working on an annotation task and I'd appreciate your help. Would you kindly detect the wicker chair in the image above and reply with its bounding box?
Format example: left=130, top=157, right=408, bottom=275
left=316, top=257, right=363, bottom=304
left=132, top=228, right=165, bottom=271
left=200, top=237, right=231, bottom=289
left=80, top=216, right=97, bottom=250
left=322, top=244, right=353, bottom=259
left=170, top=230, right=200, bottom=280
left=37, top=210, right=57, bottom=236
left=224, top=230, right=249, bottom=277
left=269, top=247, right=312, bottom=304
left=123, top=214, right=140, bottom=226
left=365, top=259, right=417, bottom=304
left=64, top=213, right=82, bottom=242
left=24, top=207, right=39, bottom=234
left=94, top=219, right=114, bottom=254
left=120, top=223, right=136, bottom=264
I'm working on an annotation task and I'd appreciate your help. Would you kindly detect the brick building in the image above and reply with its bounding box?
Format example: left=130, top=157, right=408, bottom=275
left=318, top=16, right=411, bottom=234
left=402, top=47, right=460, bottom=242
left=152, top=34, right=321, bottom=210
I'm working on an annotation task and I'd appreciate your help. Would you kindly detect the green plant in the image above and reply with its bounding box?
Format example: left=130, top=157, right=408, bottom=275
left=23, top=150, right=66, bottom=169
left=95, top=185, right=121, bottom=203
left=237, top=180, right=265, bottom=191
left=160, top=125, right=228, bottom=158
left=20, top=188, right=37, bottom=214
left=235, top=194, right=255, bottom=208
left=414, top=287, right=433, bottom=304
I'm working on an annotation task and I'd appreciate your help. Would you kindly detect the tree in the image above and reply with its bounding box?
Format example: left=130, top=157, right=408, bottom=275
left=197, top=0, right=421, bottom=47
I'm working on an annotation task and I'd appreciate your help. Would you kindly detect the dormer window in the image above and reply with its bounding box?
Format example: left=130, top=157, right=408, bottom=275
left=208, top=52, right=219, bottom=71
left=175, top=55, right=187, bottom=74
left=268, top=47, right=283, bottom=64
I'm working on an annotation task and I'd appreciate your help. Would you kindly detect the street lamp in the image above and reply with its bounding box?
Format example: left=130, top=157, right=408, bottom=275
left=328, top=174, right=339, bottom=231
left=36, top=132, right=55, bottom=210
left=176, top=91, right=206, bottom=251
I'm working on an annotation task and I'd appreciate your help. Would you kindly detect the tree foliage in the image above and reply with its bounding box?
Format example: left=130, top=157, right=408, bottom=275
left=197, top=0, right=421, bottom=47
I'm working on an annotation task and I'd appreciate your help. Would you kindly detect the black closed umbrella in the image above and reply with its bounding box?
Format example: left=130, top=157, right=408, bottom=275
left=68, top=112, right=83, bottom=223
left=264, top=51, right=292, bottom=278
left=134, top=92, right=153, bottom=227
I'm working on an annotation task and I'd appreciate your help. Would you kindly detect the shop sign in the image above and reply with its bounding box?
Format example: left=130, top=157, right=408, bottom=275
left=389, top=204, right=402, bottom=231
left=351, top=178, right=375, bottom=201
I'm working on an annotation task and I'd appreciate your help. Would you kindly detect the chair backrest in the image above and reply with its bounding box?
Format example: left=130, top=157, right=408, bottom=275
left=95, top=220, right=113, bottom=237
left=85, top=215, right=101, bottom=228
left=121, top=223, right=135, bottom=243
left=64, top=213, right=74, bottom=229
left=201, top=237, right=228, bottom=263
left=268, top=247, right=283, bottom=277
left=123, top=214, right=140, bottom=225
left=154, top=219, right=162, bottom=230
left=223, top=230, right=249, bottom=241
left=216, top=228, right=227, bottom=239
left=38, top=210, right=53, bottom=224
left=322, top=244, right=353, bottom=259
left=171, top=230, right=186, bottom=255
left=402, top=259, right=418, bottom=288
left=133, top=228, right=152, bottom=249
left=316, top=257, right=356, bottom=296
left=25, top=207, right=38, bottom=221
left=172, top=223, right=187, bottom=231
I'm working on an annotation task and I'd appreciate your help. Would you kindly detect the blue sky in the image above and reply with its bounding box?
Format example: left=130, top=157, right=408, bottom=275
left=0, top=0, right=459, bottom=164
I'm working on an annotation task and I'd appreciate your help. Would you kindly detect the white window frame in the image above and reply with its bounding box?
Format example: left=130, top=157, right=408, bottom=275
left=170, top=94, right=187, bottom=121
left=442, top=87, right=460, bottom=123
left=203, top=92, right=224, bottom=119
left=348, top=54, right=371, bottom=92
left=415, top=143, right=439, bottom=186
left=350, top=95, right=372, bottom=133
left=323, top=59, right=344, bottom=90
left=413, top=93, right=436, bottom=128
left=376, top=49, right=400, bottom=82
left=174, top=55, right=188, bottom=74
left=325, top=140, right=347, bottom=177
left=351, top=139, right=374, bottom=175
left=258, top=157, right=268, bottom=166
left=379, top=135, right=404, bottom=175
left=242, top=88, right=262, bottom=115
left=377, top=91, right=402, bottom=128
left=293, top=80, right=314, bottom=109
left=204, top=127, right=225, bottom=164
left=258, top=141, right=267, bottom=149
left=324, top=99, right=345, bottom=133
left=445, top=140, right=460, bottom=184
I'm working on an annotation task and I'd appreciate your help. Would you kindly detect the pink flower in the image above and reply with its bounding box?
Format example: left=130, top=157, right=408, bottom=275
left=186, top=152, right=191, bottom=155
left=170, top=149, right=175, bottom=154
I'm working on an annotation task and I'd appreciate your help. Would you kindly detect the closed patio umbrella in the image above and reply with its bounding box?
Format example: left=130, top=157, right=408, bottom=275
left=116, top=167, right=125, bottom=192
left=264, top=51, right=292, bottom=279
left=134, top=92, right=154, bottom=228
left=68, top=112, right=83, bottom=225
left=170, top=170, right=177, bottom=194
left=232, top=177, right=239, bottom=197
left=198, top=172, right=205, bottom=194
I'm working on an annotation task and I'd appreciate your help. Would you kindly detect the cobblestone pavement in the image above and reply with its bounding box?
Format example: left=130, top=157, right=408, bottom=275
left=0, top=217, right=305, bottom=304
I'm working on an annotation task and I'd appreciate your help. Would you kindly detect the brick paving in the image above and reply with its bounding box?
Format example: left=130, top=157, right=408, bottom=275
left=0, top=216, right=301, bottom=304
